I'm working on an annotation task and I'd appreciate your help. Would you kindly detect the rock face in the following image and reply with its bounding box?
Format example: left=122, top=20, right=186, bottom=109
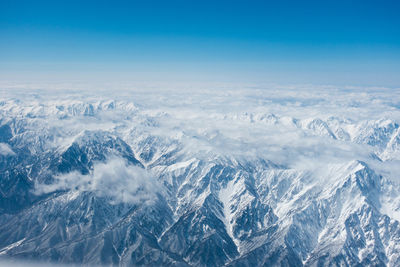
left=1, top=87, right=400, bottom=266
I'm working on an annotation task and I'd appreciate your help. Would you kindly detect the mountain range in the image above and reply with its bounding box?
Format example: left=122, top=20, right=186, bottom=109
left=1, top=85, right=400, bottom=266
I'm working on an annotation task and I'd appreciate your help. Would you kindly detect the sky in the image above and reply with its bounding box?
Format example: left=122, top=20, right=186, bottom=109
left=1, top=0, right=400, bottom=86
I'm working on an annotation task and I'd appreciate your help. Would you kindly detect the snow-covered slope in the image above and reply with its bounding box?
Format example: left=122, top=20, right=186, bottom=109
left=1, top=85, right=400, bottom=266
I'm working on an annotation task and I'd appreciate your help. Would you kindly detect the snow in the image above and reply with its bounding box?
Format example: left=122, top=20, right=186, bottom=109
left=167, top=158, right=197, bottom=172
left=219, top=179, right=240, bottom=250
left=0, top=238, right=25, bottom=255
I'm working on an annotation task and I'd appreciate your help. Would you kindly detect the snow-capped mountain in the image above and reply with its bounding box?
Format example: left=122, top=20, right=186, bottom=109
left=1, top=85, right=400, bottom=266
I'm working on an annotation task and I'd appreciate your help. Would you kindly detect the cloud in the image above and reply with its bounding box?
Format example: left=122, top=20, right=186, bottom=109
left=2, top=82, right=400, bottom=189
left=0, top=143, right=15, bottom=156
left=35, top=157, right=161, bottom=205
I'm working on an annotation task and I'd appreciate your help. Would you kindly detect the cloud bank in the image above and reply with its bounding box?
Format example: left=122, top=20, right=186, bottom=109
left=36, top=158, right=160, bottom=205
left=0, top=143, right=15, bottom=156
left=1, top=83, right=400, bottom=199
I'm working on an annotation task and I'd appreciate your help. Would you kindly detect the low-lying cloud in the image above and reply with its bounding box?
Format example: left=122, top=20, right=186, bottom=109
left=36, top=158, right=161, bottom=205
left=0, top=143, right=15, bottom=156
left=2, top=83, right=400, bottom=190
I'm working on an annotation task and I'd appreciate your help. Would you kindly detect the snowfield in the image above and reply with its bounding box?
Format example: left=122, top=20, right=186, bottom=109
left=1, top=83, right=400, bottom=266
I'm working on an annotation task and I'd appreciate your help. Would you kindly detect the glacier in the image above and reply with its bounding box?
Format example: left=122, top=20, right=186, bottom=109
left=0, top=84, right=400, bottom=266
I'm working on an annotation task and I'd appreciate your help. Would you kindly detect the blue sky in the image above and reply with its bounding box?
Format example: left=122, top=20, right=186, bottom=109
left=1, top=0, right=399, bottom=85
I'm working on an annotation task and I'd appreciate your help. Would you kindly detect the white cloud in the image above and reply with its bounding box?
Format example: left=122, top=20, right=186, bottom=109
left=2, top=82, right=400, bottom=190
left=0, top=143, right=15, bottom=156
left=36, top=157, right=161, bottom=205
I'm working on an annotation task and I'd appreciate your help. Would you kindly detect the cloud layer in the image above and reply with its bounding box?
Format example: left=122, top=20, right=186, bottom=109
left=2, top=83, right=400, bottom=199
left=36, top=158, right=160, bottom=205
left=0, top=143, right=15, bottom=156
